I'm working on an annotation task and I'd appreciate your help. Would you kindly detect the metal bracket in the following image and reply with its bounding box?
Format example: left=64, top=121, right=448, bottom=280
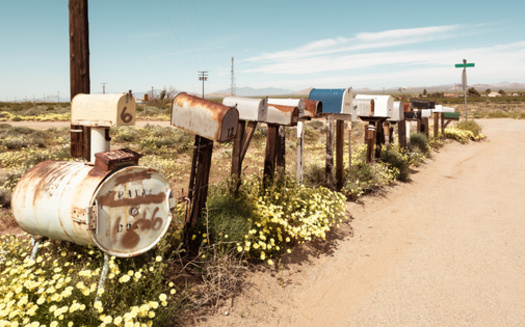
left=86, top=203, right=98, bottom=231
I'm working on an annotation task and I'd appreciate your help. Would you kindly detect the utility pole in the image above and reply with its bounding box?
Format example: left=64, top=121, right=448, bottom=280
left=198, top=71, right=208, bottom=98
left=230, top=57, right=236, bottom=96
left=101, top=82, right=107, bottom=94
left=151, top=86, right=154, bottom=100
left=69, top=0, right=90, bottom=99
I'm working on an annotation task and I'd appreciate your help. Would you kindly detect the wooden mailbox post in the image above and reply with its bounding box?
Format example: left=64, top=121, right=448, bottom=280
left=171, top=93, right=239, bottom=236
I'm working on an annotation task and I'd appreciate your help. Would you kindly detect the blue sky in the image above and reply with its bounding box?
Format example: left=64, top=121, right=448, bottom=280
left=1, top=0, right=524, bottom=101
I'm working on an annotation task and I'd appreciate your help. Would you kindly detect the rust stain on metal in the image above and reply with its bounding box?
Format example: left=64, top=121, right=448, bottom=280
left=173, top=92, right=230, bottom=122
left=304, top=100, right=321, bottom=117
left=97, top=191, right=165, bottom=208
left=114, top=170, right=152, bottom=185
left=94, top=148, right=141, bottom=172
left=270, top=104, right=297, bottom=113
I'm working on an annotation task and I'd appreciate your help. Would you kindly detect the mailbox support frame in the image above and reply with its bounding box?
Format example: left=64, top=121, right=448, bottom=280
left=231, top=120, right=258, bottom=192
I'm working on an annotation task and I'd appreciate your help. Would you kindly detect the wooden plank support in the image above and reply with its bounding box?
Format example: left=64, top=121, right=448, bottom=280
left=398, top=119, right=407, bottom=149
left=185, top=135, right=214, bottom=239
left=375, top=121, right=384, bottom=159
left=433, top=112, right=440, bottom=138
left=296, top=121, right=305, bottom=183
left=365, top=123, right=376, bottom=164
left=263, top=124, right=279, bottom=183
left=441, top=112, right=445, bottom=136
left=325, top=117, right=335, bottom=187
left=335, top=120, right=344, bottom=190
left=276, top=126, right=286, bottom=171
left=231, top=120, right=258, bottom=192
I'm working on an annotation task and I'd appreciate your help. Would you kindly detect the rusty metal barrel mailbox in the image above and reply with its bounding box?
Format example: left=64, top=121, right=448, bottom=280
left=171, top=92, right=238, bottom=142
left=12, top=150, right=174, bottom=258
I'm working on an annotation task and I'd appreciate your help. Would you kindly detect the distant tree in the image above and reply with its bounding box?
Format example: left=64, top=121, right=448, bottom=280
left=498, top=89, right=506, bottom=96
left=468, top=87, right=481, bottom=97
left=159, top=89, right=167, bottom=100
left=423, top=89, right=427, bottom=96
left=485, top=89, right=491, bottom=95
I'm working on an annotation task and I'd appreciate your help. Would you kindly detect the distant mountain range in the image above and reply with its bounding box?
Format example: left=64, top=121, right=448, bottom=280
left=207, top=82, right=525, bottom=97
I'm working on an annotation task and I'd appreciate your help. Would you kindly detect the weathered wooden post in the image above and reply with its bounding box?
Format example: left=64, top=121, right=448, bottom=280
left=171, top=93, right=239, bottom=238
left=262, top=103, right=299, bottom=183
left=222, top=96, right=267, bottom=192
left=309, top=88, right=354, bottom=189
left=69, top=0, right=91, bottom=160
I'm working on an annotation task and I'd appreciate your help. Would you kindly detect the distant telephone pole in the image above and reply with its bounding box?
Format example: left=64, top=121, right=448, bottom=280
left=101, top=82, right=107, bottom=94
left=198, top=71, right=208, bottom=98
left=69, top=0, right=90, bottom=99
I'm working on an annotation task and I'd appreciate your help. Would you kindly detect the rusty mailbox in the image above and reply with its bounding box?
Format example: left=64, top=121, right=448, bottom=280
left=308, top=88, right=354, bottom=120
left=267, top=98, right=305, bottom=119
left=171, top=92, right=238, bottom=142
left=12, top=149, right=174, bottom=258
left=71, top=92, right=136, bottom=162
left=222, top=96, right=267, bottom=122
left=266, top=104, right=299, bottom=126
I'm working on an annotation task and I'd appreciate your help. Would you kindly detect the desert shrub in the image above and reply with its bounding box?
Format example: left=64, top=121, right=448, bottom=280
left=409, top=132, right=430, bottom=154
left=379, top=146, right=410, bottom=182
left=303, top=162, right=327, bottom=187
left=456, top=120, right=482, bottom=137
left=341, top=161, right=396, bottom=200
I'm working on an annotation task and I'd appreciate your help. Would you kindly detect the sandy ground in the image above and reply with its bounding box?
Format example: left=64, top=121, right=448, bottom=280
left=195, top=118, right=525, bottom=327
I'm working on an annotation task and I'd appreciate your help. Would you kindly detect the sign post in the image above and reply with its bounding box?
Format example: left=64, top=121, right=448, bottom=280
left=455, top=59, right=475, bottom=120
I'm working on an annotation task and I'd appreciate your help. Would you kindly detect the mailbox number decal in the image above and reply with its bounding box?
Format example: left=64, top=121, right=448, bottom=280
left=121, top=106, right=133, bottom=123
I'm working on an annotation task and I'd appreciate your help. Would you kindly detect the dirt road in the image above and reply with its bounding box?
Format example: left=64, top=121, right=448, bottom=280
left=198, top=118, right=525, bottom=327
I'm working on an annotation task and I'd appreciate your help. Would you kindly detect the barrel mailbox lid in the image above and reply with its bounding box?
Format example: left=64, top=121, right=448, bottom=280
left=71, top=93, right=136, bottom=127
left=354, top=94, right=393, bottom=118
left=390, top=101, right=405, bottom=122
left=171, top=92, right=239, bottom=142
left=92, top=166, right=173, bottom=257
left=304, top=99, right=322, bottom=118
left=222, top=96, right=267, bottom=122
left=266, top=104, right=299, bottom=126
left=267, top=98, right=305, bottom=118
left=309, top=88, right=353, bottom=119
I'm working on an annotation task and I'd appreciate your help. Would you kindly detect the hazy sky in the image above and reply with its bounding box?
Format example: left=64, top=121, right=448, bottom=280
left=1, top=0, right=524, bottom=101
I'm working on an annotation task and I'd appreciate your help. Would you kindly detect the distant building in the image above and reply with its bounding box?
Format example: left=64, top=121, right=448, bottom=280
left=488, top=92, right=502, bottom=98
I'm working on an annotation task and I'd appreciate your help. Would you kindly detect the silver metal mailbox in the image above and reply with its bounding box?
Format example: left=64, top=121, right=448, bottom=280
left=433, top=105, right=455, bottom=113
left=266, top=104, right=299, bottom=126
left=222, top=96, right=267, bottom=122
left=352, top=98, right=375, bottom=120
left=12, top=158, right=174, bottom=258
left=171, top=92, right=239, bottom=142
left=421, top=109, right=433, bottom=118
left=268, top=98, right=305, bottom=118
left=71, top=93, right=136, bottom=127
left=391, top=101, right=405, bottom=122
left=354, top=94, right=393, bottom=118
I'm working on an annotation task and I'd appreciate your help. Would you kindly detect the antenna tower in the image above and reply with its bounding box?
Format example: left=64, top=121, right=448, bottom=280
left=230, top=57, right=236, bottom=96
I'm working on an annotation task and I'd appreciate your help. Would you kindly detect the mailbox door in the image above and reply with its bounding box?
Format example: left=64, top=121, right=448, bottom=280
left=92, top=166, right=173, bottom=257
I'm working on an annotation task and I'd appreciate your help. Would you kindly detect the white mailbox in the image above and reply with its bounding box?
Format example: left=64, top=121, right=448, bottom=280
left=222, top=96, right=267, bottom=122
left=268, top=98, right=305, bottom=118
left=266, top=105, right=299, bottom=126
left=433, top=105, right=455, bottom=113
left=71, top=93, right=136, bottom=127
left=352, top=98, right=375, bottom=120
left=421, top=109, right=433, bottom=118
left=390, top=101, right=405, bottom=122
left=354, top=94, right=393, bottom=118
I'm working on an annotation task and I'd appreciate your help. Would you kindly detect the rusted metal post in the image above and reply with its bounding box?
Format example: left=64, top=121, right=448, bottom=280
left=335, top=120, right=344, bottom=190
left=325, top=117, right=334, bottom=187
left=264, top=124, right=279, bottom=183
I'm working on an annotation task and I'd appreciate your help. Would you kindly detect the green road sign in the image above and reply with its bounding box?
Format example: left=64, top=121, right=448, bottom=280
left=455, top=63, right=475, bottom=68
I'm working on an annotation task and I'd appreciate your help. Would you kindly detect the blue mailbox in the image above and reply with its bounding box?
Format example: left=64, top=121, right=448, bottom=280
left=309, top=88, right=353, bottom=120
